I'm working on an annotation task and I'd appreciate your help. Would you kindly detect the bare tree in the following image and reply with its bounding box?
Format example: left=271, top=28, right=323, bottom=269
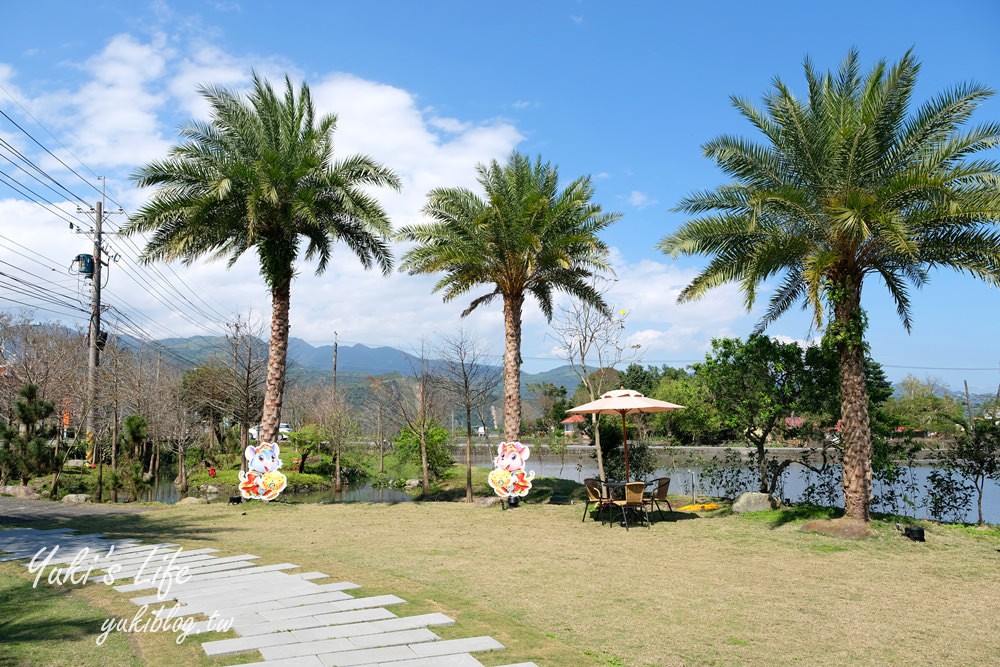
left=434, top=330, right=501, bottom=502
left=225, top=315, right=267, bottom=467
left=292, top=384, right=361, bottom=491
left=550, top=278, right=638, bottom=479
left=370, top=342, right=442, bottom=495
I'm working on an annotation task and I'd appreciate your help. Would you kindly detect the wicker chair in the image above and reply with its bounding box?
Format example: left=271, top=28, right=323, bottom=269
left=582, top=478, right=609, bottom=523
left=645, top=477, right=672, bottom=520
left=611, top=481, right=649, bottom=530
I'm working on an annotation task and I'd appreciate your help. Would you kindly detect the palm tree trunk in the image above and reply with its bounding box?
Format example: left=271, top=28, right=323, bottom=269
left=502, top=293, right=524, bottom=442
left=836, top=284, right=873, bottom=521
left=261, top=280, right=291, bottom=444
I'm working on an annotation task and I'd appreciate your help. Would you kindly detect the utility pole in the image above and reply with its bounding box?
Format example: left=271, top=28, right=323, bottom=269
left=86, top=199, right=103, bottom=501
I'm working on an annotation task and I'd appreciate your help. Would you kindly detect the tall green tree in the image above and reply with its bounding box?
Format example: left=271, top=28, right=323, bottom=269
left=125, top=74, right=399, bottom=444
left=659, top=50, right=1000, bottom=521
left=0, top=383, right=56, bottom=486
left=694, top=336, right=808, bottom=494
left=400, top=152, right=620, bottom=441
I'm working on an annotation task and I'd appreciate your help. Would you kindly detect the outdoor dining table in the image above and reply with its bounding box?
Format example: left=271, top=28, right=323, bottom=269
left=597, top=478, right=653, bottom=528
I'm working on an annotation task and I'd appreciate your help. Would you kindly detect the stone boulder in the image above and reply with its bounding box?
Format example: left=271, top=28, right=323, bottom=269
left=0, top=485, right=41, bottom=500
left=205, top=485, right=220, bottom=495
left=61, top=494, right=90, bottom=504
left=404, top=479, right=420, bottom=489
left=177, top=496, right=207, bottom=505
left=731, top=492, right=777, bottom=514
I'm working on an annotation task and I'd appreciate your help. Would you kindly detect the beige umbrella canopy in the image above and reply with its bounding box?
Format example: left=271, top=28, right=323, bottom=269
left=567, top=387, right=685, bottom=481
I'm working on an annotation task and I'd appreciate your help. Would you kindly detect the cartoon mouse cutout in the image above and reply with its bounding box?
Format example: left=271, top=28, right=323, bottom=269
left=488, top=441, right=535, bottom=500
left=238, top=442, right=287, bottom=501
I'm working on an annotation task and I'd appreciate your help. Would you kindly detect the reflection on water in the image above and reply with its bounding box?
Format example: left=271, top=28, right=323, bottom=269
left=280, top=484, right=412, bottom=505
left=127, top=472, right=412, bottom=505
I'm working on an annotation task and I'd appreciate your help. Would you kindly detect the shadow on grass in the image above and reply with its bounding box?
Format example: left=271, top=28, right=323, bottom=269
left=5, top=505, right=261, bottom=546
left=0, top=574, right=106, bottom=665
left=766, top=504, right=844, bottom=528
left=581, top=505, right=701, bottom=526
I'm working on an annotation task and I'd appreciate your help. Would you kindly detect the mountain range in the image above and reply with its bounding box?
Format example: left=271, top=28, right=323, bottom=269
left=151, top=335, right=584, bottom=393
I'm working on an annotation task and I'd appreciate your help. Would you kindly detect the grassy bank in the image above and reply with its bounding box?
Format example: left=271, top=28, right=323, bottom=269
left=1, top=490, right=998, bottom=666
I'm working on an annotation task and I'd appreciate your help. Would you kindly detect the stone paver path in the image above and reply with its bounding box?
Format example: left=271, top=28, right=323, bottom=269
left=0, top=527, right=537, bottom=667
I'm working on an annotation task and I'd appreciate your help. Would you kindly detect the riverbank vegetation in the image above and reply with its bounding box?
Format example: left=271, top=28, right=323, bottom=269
left=2, top=305, right=999, bottom=526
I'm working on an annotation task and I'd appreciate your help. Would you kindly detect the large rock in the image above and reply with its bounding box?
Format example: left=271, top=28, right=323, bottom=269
left=0, top=485, right=41, bottom=499
left=61, top=494, right=90, bottom=504
left=177, top=496, right=206, bottom=505
left=732, top=492, right=777, bottom=513
left=205, top=485, right=220, bottom=495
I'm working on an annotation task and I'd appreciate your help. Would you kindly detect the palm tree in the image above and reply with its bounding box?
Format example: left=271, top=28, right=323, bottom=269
left=659, top=50, right=1000, bottom=522
left=125, top=74, right=399, bottom=444
left=400, top=152, right=620, bottom=441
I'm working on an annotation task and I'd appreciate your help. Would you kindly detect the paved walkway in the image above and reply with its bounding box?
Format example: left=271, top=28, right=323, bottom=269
left=0, top=527, right=537, bottom=667
left=0, top=495, right=152, bottom=523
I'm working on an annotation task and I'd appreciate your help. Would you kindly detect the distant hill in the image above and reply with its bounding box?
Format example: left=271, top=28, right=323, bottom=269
left=147, top=334, right=583, bottom=395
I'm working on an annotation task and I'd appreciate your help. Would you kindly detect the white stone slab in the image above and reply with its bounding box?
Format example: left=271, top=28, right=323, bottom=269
left=236, top=608, right=398, bottom=637
left=260, top=637, right=356, bottom=660
left=203, top=630, right=303, bottom=656
left=410, top=637, right=504, bottom=657
left=357, top=656, right=485, bottom=667
left=289, top=613, right=454, bottom=643
left=152, top=571, right=302, bottom=598
left=262, top=628, right=439, bottom=661
left=165, top=583, right=352, bottom=617
left=223, top=656, right=325, bottom=667
left=203, top=613, right=449, bottom=656
left=262, top=595, right=405, bottom=622
left=318, top=644, right=416, bottom=666
left=347, top=628, right=439, bottom=650
left=114, top=562, right=298, bottom=591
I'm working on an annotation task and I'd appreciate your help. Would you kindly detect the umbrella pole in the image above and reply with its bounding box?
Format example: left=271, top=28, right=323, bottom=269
left=621, top=411, right=629, bottom=481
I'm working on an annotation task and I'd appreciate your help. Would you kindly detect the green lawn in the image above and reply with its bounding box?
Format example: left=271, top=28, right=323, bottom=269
left=1, top=485, right=998, bottom=667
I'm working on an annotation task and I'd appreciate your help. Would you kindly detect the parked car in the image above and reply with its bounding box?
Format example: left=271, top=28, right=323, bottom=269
left=248, top=423, right=292, bottom=441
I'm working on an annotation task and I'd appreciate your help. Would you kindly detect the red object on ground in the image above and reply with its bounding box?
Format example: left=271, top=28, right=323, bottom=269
left=208, top=467, right=217, bottom=478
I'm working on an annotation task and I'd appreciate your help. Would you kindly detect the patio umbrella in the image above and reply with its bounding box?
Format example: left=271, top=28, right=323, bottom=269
left=567, top=387, right=685, bottom=481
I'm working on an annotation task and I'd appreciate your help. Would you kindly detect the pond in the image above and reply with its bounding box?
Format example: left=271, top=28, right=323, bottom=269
left=466, top=442, right=1000, bottom=524
left=126, top=473, right=412, bottom=505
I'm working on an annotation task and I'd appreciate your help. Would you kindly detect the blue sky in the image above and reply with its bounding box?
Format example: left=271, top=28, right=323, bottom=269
left=1, top=0, right=999, bottom=391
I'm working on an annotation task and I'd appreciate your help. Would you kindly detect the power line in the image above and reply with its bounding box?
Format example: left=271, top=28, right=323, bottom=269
left=0, top=103, right=94, bottom=207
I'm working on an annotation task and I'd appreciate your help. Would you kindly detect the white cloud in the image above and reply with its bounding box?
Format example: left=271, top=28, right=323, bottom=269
left=526, top=251, right=757, bottom=369
left=627, top=190, right=658, bottom=209
left=310, top=73, right=522, bottom=229
left=770, top=334, right=819, bottom=348
left=22, top=34, right=175, bottom=171
left=167, top=45, right=254, bottom=119
left=0, top=34, right=526, bottom=363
